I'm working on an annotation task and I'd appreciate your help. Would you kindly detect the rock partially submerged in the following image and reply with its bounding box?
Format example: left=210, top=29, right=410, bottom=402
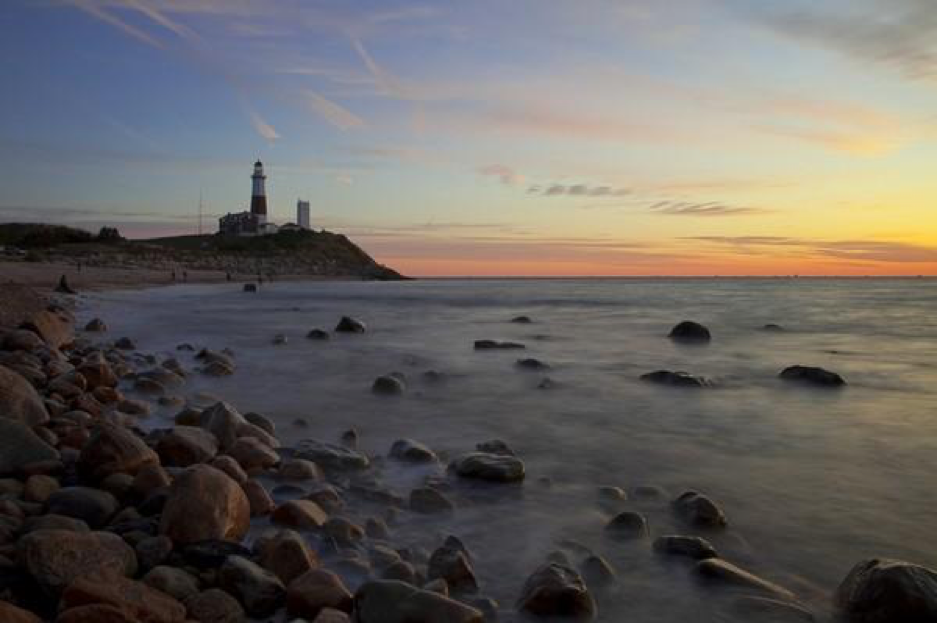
left=372, top=374, right=406, bottom=395
left=474, top=340, right=525, bottom=350
left=668, top=320, right=711, bottom=343
left=354, top=579, right=483, bottom=623
left=641, top=370, right=711, bottom=387
left=835, top=558, right=937, bottom=623
left=779, top=365, right=846, bottom=387
left=295, top=439, right=370, bottom=471
left=335, top=316, right=366, bottom=333
left=695, top=558, right=795, bottom=601
left=450, top=452, right=525, bottom=483
left=672, top=491, right=727, bottom=528
left=653, top=535, right=718, bottom=560
left=517, top=563, right=596, bottom=621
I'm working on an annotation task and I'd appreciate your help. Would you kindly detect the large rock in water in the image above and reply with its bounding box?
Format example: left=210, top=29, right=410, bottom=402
left=353, top=580, right=484, bottom=623
left=218, top=555, right=286, bottom=617
left=295, top=439, right=370, bottom=471
left=450, top=452, right=525, bottom=483
left=671, top=491, right=727, bottom=528
left=779, top=365, right=846, bottom=387
left=334, top=316, right=366, bottom=333
left=516, top=563, right=596, bottom=621
left=21, top=308, right=74, bottom=349
left=155, top=426, right=219, bottom=467
left=0, top=419, right=59, bottom=474
left=835, top=558, right=937, bottom=623
left=78, top=423, right=159, bottom=481
left=668, top=320, right=711, bottom=343
left=159, top=464, right=250, bottom=545
left=695, top=558, right=795, bottom=601
left=17, top=529, right=137, bottom=594
left=286, top=569, right=353, bottom=619
left=0, top=364, right=49, bottom=425
left=640, top=370, right=711, bottom=388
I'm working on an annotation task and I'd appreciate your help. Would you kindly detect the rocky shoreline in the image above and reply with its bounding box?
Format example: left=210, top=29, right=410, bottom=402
left=0, top=288, right=935, bottom=622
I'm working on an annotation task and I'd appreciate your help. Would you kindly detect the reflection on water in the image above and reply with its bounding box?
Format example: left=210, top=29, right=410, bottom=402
left=87, top=278, right=937, bottom=622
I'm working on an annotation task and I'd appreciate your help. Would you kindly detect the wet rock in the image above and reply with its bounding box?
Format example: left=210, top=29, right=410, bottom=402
left=21, top=309, right=73, bottom=349
left=295, top=440, right=370, bottom=471
left=228, top=437, right=278, bottom=472
left=779, top=365, right=846, bottom=387
left=277, top=458, right=322, bottom=481
left=511, top=315, right=533, bottom=324
left=0, top=420, right=59, bottom=475
left=730, top=595, right=815, bottom=621
left=286, top=569, right=353, bottom=619
left=307, top=329, right=330, bottom=340
left=244, top=411, right=275, bottom=436
left=835, top=558, right=937, bottom=623
left=641, top=370, right=711, bottom=387
left=334, top=316, right=366, bottom=333
left=210, top=456, right=247, bottom=484
left=21, top=514, right=89, bottom=534
left=474, top=340, right=525, bottom=350
left=382, top=560, right=419, bottom=584
left=17, top=529, right=136, bottom=594
left=597, top=486, right=627, bottom=503
left=695, top=558, right=795, bottom=600
left=218, top=555, right=286, bottom=618
left=242, top=479, right=275, bottom=516
left=323, top=517, right=364, bottom=546
left=372, top=375, right=406, bottom=395
left=271, top=500, right=328, bottom=530
left=672, top=491, right=728, bottom=528
left=181, top=540, right=251, bottom=570
left=0, top=365, right=49, bottom=426
left=516, top=563, right=596, bottom=621
left=450, top=452, right=525, bottom=483
left=653, top=535, right=718, bottom=560
left=77, top=423, right=159, bottom=481
left=581, top=555, right=616, bottom=588
left=4, top=329, right=44, bottom=351
left=201, top=360, right=235, bottom=377
left=428, top=543, right=478, bottom=594
left=256, top=529, right=318, bottom=584
left=83, top=318, right=107, bottom=332
left=516, top=358, right=550, bottom=371
left=475, top=439, right=515, bottom=456
left=668, top=321, right=711, bottom=343
left=410, top=488, right=454, bottom=515
left=159, top=465, right=250, bottom=545
left=272, top=334, right=288, bottom=345
left=156, top=426, right=219, bottom=467
left=45, top=487, right=119, bottom=529
left=59, top=575, right=186, bottom=623
left=0, top=601, right=43, bottom=623
left=354, top=579, right=483, bottom=623
left=762, top=323, right=785, bottom=332
left=182, top=588, right=244, bottom=623
left=390, top=439, right=437, bottom=463
left=604, top=511, right=649, bottom=539
left=114, top=337, right=136, bottom=350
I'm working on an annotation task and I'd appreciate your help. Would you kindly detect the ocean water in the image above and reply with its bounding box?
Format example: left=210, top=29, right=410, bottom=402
left=84, top=278, right=937, bottom=621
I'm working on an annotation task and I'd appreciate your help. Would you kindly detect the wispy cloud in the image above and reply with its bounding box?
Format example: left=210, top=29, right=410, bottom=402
left=689, top=235, right=937, bottom=263
left=67, top=0, right=163, bottom=48
left=478, top=164, right=524, bottom=186
left=301, top=90, right=365, bottom=130
left=649, top=201, right=766, bottom=217
left=531, top=183, right=630, bottom=197
left=248, top=109, right=279, bottom=143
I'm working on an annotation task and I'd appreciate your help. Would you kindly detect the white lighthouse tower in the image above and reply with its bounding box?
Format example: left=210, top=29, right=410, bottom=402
left=250, top=160, right=267, bottom=226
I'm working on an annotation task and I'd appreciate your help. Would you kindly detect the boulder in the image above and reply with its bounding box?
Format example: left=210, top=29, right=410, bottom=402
left=410, top=488, right=454, bottom=515
left=45, top=487, right=119, bottom=529
left=278, top=458, right=323, bottom=481
left=354, top=579, right=483, bottom=623
left=295, top=440, right=370, bottom=471
left=0, top=365, right=49, bottom=425
left=510, top=315, right=532, bottom=324
left=668, top=321, right=711, bottom=343
left=76, top=361, right=118, bottom=390
left=427, top=544, right=478, bottom=594
left=218, top=555, right=286, bottom=618
left=21, top=309, right=73, bottom=349
left=475, top=439, right=515, bottom=456
left=3, top=329, right=44, bottom=351
left=198, top=402, right=245, bottom=451
left=242, top=479, right=275, bottom=516
left=835, top=558, right=937, bottom=623
left=17, top=529, right=136, bottom=594
left=307, top=329, right=330, bottom=340
left=390, top=439, right=437, bottom=463
left=156, top=426, right=219, bottom=467
left=517, top=564, right=596, bottom=621
left=159, top=465, right=250, bottom=545
left=77, top=424, right=159, bottom=481
left=604, top=511, right=649, bottom=539
left=334, top=316, right=366, bottom=333
left=641, top=370, right=710, bottom=388
left=228, top=437, right=278, bottom=471
left=84, top=318, right=107, bottom=332
left=653, top=535, right=718, bottom=560
left=580, top=555, right=616, bottom=587
left=515, top=358, right=550, bottom=371
left=779, top=365, right=846, bottom=387
left=695, top=558, right=795, bottom=600
left=0, top=419, right=59, bottom=475
left=182, top=588, right=245, bottom=623
left=672, top=491, right=727, bottom=528
left=286, top=569, right=353, bottom=619
left=256, top=529, right=318, bottom=584
left=271, top=500, right=328, bottom=530
left=142, top=566, right=200, bottom=602
left=372, top=375, right=405, bottom=395
left=450, top=452, right=525, bottom=483
left=473, top=340, right=524, bottom=350
left=59, top=575, right=186, bottom=623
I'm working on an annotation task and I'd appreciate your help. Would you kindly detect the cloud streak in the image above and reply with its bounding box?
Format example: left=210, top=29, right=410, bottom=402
left=478, top=164, right=524, bottom=186
left=649, top=201, right=766, bottom=217
left=248, top=109, right=279, bottom=143
left=301, top=90, right=365, bottom=130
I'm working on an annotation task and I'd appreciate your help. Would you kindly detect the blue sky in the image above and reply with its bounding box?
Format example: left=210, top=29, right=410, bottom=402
left=2, top=1, right=937, bottom=275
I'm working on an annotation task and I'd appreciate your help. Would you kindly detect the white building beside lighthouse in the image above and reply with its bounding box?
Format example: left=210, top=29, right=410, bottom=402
left=297, top=199, right=310, bottom=230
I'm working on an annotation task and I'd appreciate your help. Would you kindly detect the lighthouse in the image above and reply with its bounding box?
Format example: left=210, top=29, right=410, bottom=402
left=250, top=160, right=267, bottom=225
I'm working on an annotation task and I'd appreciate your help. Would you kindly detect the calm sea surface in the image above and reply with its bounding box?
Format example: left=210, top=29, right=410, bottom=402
left=84, top=278, right=937, bottom=622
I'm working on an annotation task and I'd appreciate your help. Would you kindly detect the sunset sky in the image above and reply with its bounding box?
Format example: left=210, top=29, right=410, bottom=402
left=2, top=0, right=936, bottom=276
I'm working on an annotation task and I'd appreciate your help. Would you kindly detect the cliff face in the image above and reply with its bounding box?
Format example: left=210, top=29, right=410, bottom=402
left=0, top=224, right=404, bottom=280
